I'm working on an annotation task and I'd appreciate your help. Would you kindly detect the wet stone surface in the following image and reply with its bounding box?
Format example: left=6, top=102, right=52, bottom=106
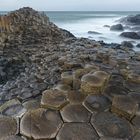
left=56, top=123, right=99, bottom=140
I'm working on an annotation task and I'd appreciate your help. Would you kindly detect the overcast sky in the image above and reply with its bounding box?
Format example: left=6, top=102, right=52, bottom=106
left=0, top=0, right=140, bottom=11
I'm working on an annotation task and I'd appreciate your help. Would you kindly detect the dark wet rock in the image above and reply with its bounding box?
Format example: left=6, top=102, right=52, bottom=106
left=83, top=95, right=111, bottom=113
left=67, top=90, right=86, bottom=104
left=0, top=116, right=18, bottom=139
left=136, top=43, right=140, bottom=48
left=110, top=24, right=124, bottom=31
left=91, top=112, right=133, bottom=139
left=111, top=95, right=138, bottom=120
left=61, top=29, right=75, bottom=38
left=121, top=41, right=134, bottom=49
left=120, top=32, right=140, bottom=39
left=120, top=14, right=140, bottom=25
left=20, top=108, right=63, bottom=139
left=88, top=31, right=102, bottom=35
left=0, top=99, right=26, bottom=117
left=61, top=104, right=91, bottom=122
left=56, top=123, right=99, bottom=140
left=41, top=89, right=68, bottom=110
left=104, top=25, right=110, bottom=28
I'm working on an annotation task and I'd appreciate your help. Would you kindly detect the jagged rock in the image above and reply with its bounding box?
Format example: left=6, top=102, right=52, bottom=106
left=41, top=90, right=68, bottom=110
left=111, top=95, right=138, bottom=120
left=56, top=123, right=99, bottom=140
left=110, top=24, right=124, bottom=31
left=0, top=116, right=18, bottom=139
left=83, top=95, right=111, bottom=113
left=20, top=108, right=63, bottom=139
left=61, top=104, right=91, bottom=122
left=67, top=90, right=86, bottom=104
left=0, top=99, right=26, bottom=117
left=91, top=112, right=133, bottom=139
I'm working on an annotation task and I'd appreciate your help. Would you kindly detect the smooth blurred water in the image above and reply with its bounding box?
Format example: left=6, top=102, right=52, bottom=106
left=46, top=11, right=140, bottom=51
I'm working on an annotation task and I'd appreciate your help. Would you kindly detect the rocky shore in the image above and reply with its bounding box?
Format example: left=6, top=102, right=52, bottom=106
left=0, top=7, right=140, bottom=140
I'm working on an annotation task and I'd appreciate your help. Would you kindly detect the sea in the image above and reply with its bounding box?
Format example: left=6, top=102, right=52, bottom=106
left=1, top=11, right=140, bottom=50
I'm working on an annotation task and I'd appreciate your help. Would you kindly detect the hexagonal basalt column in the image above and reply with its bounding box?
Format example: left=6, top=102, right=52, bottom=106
left=91, top=112, right=133, bottom=139
left=56, top=123, right=99, bottom=140
left=41, top=89, right=69, bottom=110
left=53, top=84, right=71, bottom=93
left=61, top=104, right=91, bottom=122
left=83, top=95, right=111, bottom=113
left=67, top=90, right=86, bottom=104
left=20, top=108, right=63, bottom=139
left=111, top=95, right=138, bottom=120
left=81, top=74, right=105, bottom=94
left=0, top=116, right=18, bottom=139
left=100, top=137, right=124, bottom=140
left=0, top=99, right=26, bottom=118
left=61, top=71, right=73, bottom=86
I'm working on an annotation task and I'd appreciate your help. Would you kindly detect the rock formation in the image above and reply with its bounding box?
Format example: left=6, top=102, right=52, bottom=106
left=0, top=7, right=140, bottom=140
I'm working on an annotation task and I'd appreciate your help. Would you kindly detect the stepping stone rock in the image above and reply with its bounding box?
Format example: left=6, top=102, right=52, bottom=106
left=81, top=74, right=105, bottom=94
left=1, top=135, right=25, bottom=140
left=0, top=99, right=26, bottom=118
left=61, top=104, right=91, bottom=122
left=91, top=112, right=133, bottom=139
left=111, top=95, right=138, bottom=120
left=20, top=108, right=63, bottom=139
left=56, top=123, right=99, bottom=140
left=41, top=90, right=68, bottom=110
left=83, top=95, right=111, bottom=113
left=0, top=116, right=18, bottom=139
left=53, top=84, right=71, bottom=93
left=61, top=71, right=73, bottom=86
left=22, top=99, right=40, bottom=110
left=67, top=90, right=86, bottom=104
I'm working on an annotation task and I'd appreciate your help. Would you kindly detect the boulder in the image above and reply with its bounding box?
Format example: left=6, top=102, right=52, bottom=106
left=110, top=24, right=124, bottom=31
left=20, top=108, right=63, bottom=139
left=120, top=32, right=140, bottom=39
left=136, top=43, right=140, bottom=48
left=121, top=41, right=134, bottom=49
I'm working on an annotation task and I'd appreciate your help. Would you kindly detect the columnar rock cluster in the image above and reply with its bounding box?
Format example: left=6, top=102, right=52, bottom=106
left=0, top=7, right=140, bottom=140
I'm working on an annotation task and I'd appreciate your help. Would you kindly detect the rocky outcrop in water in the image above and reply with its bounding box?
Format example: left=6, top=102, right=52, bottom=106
left=0, top=7, right=140, bottom=140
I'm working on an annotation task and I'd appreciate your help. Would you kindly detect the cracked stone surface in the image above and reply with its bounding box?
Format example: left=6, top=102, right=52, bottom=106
left=91, top=112, right=133, bottom=139
left=61, top=104, right=91, bottom=122
left=41, top=89, right=68, bottom=110
left=83, top=95, right=111, bottom=113
left=0, top=116, right=18, bottom=139
left=20, top=108, right=63, bottom=139
left=56, top=123, right=99, bottom=140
